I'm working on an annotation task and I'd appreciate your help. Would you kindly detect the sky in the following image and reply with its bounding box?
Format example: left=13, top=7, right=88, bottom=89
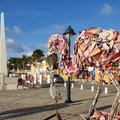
left=0, top=0, right=120, bottom=59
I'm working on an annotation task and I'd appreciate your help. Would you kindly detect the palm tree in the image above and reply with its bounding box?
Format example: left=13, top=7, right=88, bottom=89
left=31, top=49, right=44, bottom=62
left=45, top=53, right=58, bottom=69
left=8, top=57, right=17, bottom=70
left=16, top=58, right=22, bottom=70
left=21, top=55, right=28, bottom=70
left=26, top=56, right=32, bottom=70
left=8, top=49, right=44, bottom=71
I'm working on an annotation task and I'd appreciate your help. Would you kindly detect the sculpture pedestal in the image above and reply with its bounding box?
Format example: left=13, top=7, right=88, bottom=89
left=0, top=73, right=5, bottom=90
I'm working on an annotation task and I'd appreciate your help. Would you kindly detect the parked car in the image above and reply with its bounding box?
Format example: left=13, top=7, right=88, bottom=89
left=12, top=73, right=19, bottom=77
left=102, top=80, right=108, bottom=84
left=53, top=74, right=64, bottom=83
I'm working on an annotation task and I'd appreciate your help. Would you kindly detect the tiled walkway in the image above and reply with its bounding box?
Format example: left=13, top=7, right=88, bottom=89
left=0, top=82, right=119, bottom=120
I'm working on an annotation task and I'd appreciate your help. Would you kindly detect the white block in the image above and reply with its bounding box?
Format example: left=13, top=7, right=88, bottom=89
left=91, top=86, right=94, bottom=92
left=23, top=74, right=26, bottom=80
left=34, top=74, right=37, bottom=84
left=21, top=74, right=24, bottom=80
left=118, top=99, right=120, bottom=104
left=71, top=83, right=74, bottom=88
left=91, top=81, right=94, bottom=84
left=64, top=82, right=66, bottom=87
left=81, top=84, right=83, bottom=90
left=47, top=74, right=50, bottom=84
left=75, top=79, right=77, bottom=82
left=39, top=74, right=43, bottom=84
left=105, top=87, right=108, bottom=94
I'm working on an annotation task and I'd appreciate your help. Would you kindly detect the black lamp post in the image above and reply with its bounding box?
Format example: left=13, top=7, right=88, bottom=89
left=63, top=25, right=76, bottom=103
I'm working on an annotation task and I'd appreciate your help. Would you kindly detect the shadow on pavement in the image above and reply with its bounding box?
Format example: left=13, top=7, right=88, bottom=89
left=0, top=103, right=70, bottom=120
left=73, top=94, right=115, bottom=104
left=97, top=105, right=112, bottom=111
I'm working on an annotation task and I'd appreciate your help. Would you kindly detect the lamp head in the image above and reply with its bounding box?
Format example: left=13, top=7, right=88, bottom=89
left=63, top=25, right=76, bottom=39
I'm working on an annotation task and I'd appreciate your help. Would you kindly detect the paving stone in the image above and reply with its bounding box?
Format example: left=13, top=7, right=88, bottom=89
left=0, top=81, right=119, bottom=120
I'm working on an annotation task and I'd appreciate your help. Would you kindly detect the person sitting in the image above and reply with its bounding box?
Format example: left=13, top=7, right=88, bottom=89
left=30, top=76, right=34, bottom=89
left=17, top=77, right=24, bottom=90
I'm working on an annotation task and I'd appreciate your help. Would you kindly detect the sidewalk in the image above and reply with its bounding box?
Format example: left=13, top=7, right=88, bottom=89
left=0, top=83, right=119, bottom=120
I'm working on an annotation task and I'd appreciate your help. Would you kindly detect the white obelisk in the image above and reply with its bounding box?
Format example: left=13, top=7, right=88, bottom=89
left=0, top=12, right=7, bottom=76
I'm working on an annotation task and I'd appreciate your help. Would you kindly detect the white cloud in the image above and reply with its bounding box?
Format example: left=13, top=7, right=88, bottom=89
left=100, top=4, right=113, bottom=15
left=41, top=43, right=48, bottom=49
left=40, top=43, right=48, bottom=55
left=53, top=24, right=64, bottom=33
left=26, top=52, right=33, bottom=56
left=6, top=39, right=24, bottom=53
left=27, top=45, right=40, bottom=51
left=27, top=44, right=48, bottom=56
left=25, top=45, right=41, bottom=57
left=33, top=24, right=64, bottom=35
left=6, top=26, right=22, bottom=36
left=18, top=51, right=33, bottom=58
left=6, top=40, right=48, bottom=59
left=13, top=26, right=21, bottom=35
left=33, top=28, right=53, bottom=35
left=6, top=27, right=9, bottom=31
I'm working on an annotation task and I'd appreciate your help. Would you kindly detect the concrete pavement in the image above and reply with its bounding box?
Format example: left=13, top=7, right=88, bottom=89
left=0, top=80, right=119, bottom=120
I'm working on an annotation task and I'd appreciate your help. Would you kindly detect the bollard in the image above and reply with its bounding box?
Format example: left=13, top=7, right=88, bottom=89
left=64, top=82, right=66, bottom=87
left=105, top=87, right=108, bottom=94
left=103, top=82, right=105, bottom=85
left=34, top=74, right=37, bottom=84
left=71, top=83, right=74, bottom=88
left=39, top=74, right=43, bottom=84
left=23, top=74, right=26, bottom=80
left=21, top=74, right=24, bottom=80
left=118, top=99, right=120, bottom=104
left=81, top=84, right=83, bottom=90
left=91, top=86, right=94, bottom=92
left=47, top=74, right=50, bottom=84
left=91, top=81, right=94, bottom=84
left=75, top=79, right=77, bottom=82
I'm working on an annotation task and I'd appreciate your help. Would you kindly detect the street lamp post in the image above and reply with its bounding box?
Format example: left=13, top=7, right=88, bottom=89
left=63, top=25, right=76, bottom=103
